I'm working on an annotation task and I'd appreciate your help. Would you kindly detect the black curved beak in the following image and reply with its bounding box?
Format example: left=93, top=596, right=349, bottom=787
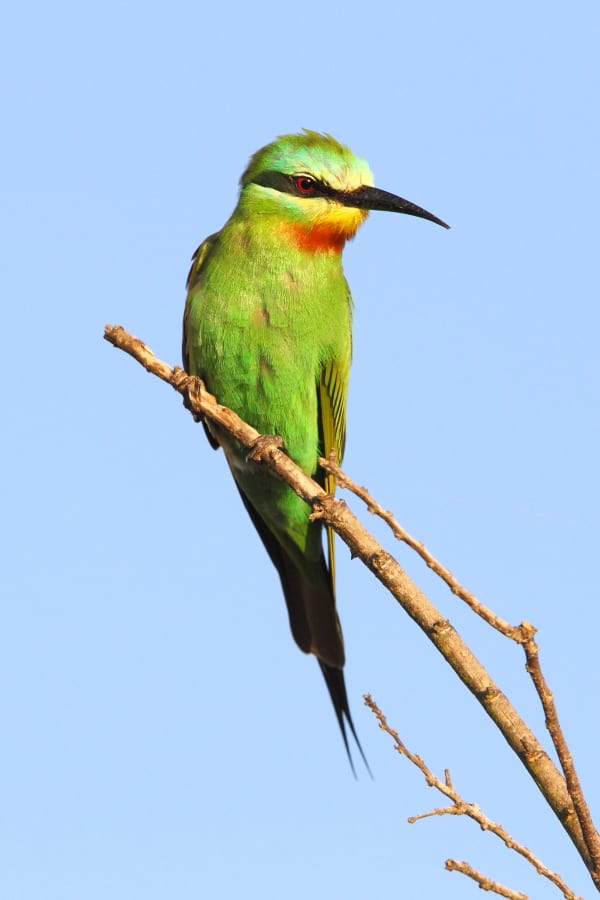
left=339, top=185, right=449, bottom=229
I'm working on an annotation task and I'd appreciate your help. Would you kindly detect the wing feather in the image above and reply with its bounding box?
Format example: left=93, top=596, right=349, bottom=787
left=318, top=357, right=349, bottom=591
left=182, top=232, right=220, bottom=373
left=182, top=233, right=221, bottom=449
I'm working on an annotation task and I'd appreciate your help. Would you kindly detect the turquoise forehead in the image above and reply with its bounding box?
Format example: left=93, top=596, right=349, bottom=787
left=241, top=130, right=374, bottom=189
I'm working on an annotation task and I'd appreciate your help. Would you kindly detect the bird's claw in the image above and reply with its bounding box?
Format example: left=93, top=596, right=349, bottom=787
left=180, top=374, right=203, bottom=423
left=246, top=433, right=285, bottom=464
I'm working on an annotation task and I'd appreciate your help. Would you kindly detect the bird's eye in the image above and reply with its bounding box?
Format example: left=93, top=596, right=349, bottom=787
left=294, top=175, right=317, bottom=194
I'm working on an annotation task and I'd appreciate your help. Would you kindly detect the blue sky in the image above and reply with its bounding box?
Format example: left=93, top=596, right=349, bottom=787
left=2, top=2, right=599, bottom=898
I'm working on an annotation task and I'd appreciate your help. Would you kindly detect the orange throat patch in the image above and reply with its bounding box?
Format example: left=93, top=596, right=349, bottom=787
left=282, top=207, right=368, bottom=254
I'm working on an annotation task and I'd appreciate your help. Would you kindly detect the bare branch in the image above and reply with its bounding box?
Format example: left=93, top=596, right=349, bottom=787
left=319, top=454, right=526, bottom=641
left=320, top=454, right=600, bottom=878
left=365, top=695, right=585, bottom=900
left=104, top=324, right=599, bottom=887
left=524, top=635, right=600, bottom=871
left=445, top=860, right=529, bottom=900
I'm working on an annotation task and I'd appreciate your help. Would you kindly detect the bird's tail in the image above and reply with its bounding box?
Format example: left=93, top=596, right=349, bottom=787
left=278, top=549, right=371, bottom=775
left=232, top=480, right=369, bottom=772
left=318, top=660, right=371, bottom=777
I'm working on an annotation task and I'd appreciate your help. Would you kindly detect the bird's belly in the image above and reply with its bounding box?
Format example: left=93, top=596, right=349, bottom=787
left=207, top=324, right=321, bottom=476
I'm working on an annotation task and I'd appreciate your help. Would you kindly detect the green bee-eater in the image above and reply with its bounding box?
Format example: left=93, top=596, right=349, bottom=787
left=183, top=130, right=448, bottom=770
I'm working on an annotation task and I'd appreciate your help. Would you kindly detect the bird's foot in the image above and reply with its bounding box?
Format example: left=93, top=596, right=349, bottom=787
left=179, top=373, right=204, bottom=423
left=246, top=433, right=285, bottom=464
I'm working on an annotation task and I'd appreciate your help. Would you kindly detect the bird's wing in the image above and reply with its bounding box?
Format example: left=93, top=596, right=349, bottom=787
left=318, top=356, right=349, bottom=590
left=182, top=233, right=221, bottom=449
left=182, top=232, right=220, bottom=373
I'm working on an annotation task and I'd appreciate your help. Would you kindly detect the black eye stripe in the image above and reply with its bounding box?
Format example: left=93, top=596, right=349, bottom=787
left=250, top=170, right=338, bottom=200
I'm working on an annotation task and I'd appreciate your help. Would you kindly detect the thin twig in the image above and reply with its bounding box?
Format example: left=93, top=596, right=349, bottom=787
left=364, top=695, right=584, bottom=900
left=319, top=454, right=524, bottom=640
left=445, top=860, right=529, bottom=900
left=524, top=635, right=600, bottom=874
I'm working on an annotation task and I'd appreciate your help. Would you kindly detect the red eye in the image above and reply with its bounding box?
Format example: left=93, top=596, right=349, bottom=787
left=295, top=175, right=316, bottom=194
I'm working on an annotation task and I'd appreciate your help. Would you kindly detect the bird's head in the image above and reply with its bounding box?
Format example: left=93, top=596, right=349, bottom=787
left=238, top=130, right=448, bottom=253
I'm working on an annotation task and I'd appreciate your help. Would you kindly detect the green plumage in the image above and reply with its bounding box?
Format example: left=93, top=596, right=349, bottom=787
left=182, top=131, right=448, bottom=770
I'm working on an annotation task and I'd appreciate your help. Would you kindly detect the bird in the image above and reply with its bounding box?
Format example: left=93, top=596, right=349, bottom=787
left=182, top=130, right=448, bottom=771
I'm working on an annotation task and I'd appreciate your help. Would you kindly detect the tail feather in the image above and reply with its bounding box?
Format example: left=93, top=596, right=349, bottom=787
left=233, top=478, right=370, bottom=774
left=319, top=661, right=371, bottom=777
